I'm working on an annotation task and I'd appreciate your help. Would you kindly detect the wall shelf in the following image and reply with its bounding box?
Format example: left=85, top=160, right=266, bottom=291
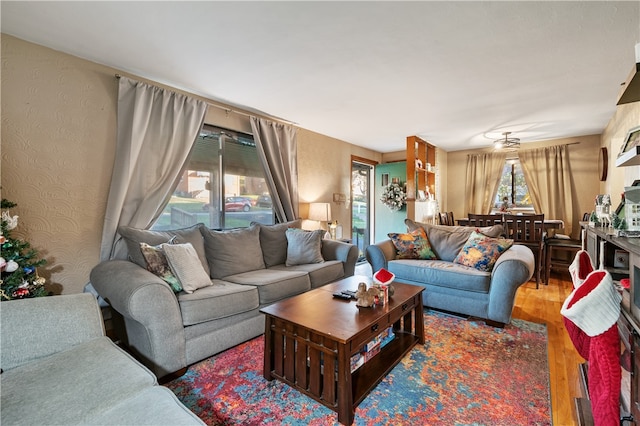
left=406, top=135, right=436, bottom=221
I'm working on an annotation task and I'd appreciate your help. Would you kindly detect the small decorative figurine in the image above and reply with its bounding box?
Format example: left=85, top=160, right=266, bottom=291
left=355, top=282, right=382, bottom=308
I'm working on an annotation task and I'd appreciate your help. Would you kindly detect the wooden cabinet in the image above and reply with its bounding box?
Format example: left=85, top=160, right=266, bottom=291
left=405, top=135, right=436, bottom=221
left=582, top=226, right=640, bottom=425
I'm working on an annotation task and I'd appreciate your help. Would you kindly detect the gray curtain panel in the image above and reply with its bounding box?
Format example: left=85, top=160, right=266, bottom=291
left=250, top=116, right=299, bottom=223
left=99, top=77, right=208, bottom=261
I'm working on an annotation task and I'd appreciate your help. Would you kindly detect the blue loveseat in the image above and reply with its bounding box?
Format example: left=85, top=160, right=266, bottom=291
left=365, top=219, right=534, bottom=326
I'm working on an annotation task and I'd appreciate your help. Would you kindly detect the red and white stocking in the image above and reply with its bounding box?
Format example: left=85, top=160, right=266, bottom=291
left=560, top=270, right=622, bottom=426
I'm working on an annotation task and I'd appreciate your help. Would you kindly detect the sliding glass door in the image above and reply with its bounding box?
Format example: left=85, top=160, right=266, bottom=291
left=351, top=160, right=374, bottom=262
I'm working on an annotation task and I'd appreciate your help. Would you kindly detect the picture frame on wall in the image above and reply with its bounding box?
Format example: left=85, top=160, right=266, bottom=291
left=619, top=125, right=640, bottom=155
left=381, top=173, right=389, bottom=187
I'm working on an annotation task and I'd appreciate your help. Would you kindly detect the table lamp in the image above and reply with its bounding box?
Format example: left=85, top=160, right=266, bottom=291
left=308, top=202, right=331, bottom=234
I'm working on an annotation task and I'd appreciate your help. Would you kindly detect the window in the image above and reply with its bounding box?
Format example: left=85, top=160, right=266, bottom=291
left=494, top=160, right=533, bottom=211
left=152, top=125, right=274, bottom=230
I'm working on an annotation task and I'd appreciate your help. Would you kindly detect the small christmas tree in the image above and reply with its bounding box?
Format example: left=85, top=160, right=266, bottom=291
left=1, top=199, right=48, bottom=301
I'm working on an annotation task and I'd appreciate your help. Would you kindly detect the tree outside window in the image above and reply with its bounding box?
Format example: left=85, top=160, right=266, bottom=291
left=494, top=160, right=533, bottom=211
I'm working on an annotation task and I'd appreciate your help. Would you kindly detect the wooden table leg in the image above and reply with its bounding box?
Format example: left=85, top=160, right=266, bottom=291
left=336, top=344, right=354, bottom=425
left=263, top=315, right=273, bottom=381
left=415, top=295, right=425, bottom=345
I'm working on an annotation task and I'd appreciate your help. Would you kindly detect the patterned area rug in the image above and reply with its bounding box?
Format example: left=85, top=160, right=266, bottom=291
left=167, top=311, right=551, bottom=425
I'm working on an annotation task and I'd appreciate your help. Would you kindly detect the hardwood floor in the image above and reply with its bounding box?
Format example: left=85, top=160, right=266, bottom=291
left=354, top=263, right=584, bottom=425
left=513, top=270, right=584, bottom=426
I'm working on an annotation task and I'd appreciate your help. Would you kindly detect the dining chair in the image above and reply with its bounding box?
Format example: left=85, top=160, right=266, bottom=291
left=438, top=212, right=455, bottom=226
left=467, top=213, right=504, bottom=228
left=544, top=213, right=589, bottom=285
left=502, top=213, right=545, bottom=288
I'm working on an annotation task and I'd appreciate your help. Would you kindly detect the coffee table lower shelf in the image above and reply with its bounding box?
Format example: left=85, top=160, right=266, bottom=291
left=266, top=330, right=419, bottom=424
left=351, top=332, right=418, bottom=405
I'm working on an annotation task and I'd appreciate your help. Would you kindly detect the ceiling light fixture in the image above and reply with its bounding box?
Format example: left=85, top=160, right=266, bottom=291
left=493, top=132, right=521, bottom=150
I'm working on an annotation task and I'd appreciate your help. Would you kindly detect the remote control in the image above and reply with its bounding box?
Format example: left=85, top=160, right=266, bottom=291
left=342, top=290, right=357, bottom=298
left=333, top=292, right=352, bottom=300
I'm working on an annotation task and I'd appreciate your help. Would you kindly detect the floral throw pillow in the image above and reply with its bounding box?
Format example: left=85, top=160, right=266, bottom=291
left=388, top=228, right=437, bottom=260
left=139, top=242, right=183, bottom=293
left=453, top=231, right=513, bottom=272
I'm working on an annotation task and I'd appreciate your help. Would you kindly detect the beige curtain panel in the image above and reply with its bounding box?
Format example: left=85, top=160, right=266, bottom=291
left=465, top=152, right=507, bottom=215
left=519, top=145, right=575, bottom=238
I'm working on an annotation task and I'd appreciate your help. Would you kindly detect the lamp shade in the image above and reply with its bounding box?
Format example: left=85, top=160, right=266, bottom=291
left=308, top=202, right=331, bottom=222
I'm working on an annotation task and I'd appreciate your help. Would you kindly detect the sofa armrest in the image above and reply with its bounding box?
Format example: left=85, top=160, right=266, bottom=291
left=487, top=244, right=535, bottom=323
left=1, top=293, right=105, bottom=371
left=90, top=260, right=187, bottom=378
left=365, top=240, right=397, bottom=273
left=321, top=239, right=359, bottom=277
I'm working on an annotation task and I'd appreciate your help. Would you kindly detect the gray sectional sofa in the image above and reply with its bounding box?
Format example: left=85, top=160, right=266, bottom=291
left=90, top=220, right=358, bottom=379
left=366, top=219, right=534, bottom=326
left=1, top=293, right=204, bottom=426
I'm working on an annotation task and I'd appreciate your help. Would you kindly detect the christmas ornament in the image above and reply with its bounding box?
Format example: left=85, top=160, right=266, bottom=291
left=5, top=260, right=19, bottom=273
left=1, top=211, right=18, bottom=230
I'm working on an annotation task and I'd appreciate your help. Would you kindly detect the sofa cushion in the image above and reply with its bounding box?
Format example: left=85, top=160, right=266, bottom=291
left=388, top=227, right=437, bottom=260
left=453, top=231, right=514, bottom=272
left=201, top=225, right=265, bottom=279
left=285, top=229, right=325, bottom=266
left=163, top=243, right=212, bottom=294
left=270, top=260, right=344, bottom=288
left=87, top=386, right=204, bottom=425
left=118, top=223, right=210, bottom=276
left=177, top=280, right=259, bottom=326
left=139, top=242, right=182, bottom=293
left=252, top=219, right=302, bottom=267
left=0, top=337, right=156, bottom=426
left=223, top=269, right=311, bottom=305
left=388, top=259, right=492, bottom=293
left=405, top=219, right=504, bottom=262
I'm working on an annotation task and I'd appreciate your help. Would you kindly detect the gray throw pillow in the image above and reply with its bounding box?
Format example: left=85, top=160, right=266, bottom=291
left=201, top=224, right=265, bottom=279
left=118, top=223, right=210, bottom=276
left=404, top=219, right=504, bottom=262
left=251, top=219, right=302, bottom=267
left=285, top=229, right=325, bottom=266
left=162, top=243, right=212, bottom=294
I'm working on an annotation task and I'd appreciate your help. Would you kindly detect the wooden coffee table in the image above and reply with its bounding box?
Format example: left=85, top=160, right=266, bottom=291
left=260, top=275, right=425, bottom=425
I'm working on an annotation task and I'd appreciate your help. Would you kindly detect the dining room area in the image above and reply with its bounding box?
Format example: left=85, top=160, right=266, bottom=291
left=453, top=213, right=574, bottom=289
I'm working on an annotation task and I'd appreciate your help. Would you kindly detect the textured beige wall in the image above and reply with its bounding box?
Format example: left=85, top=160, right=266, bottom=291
left=2, top=35, right=118, bottom=295
left=1, top=35, right=381, bottom=294
left=297, top=128, right=381, bottom=229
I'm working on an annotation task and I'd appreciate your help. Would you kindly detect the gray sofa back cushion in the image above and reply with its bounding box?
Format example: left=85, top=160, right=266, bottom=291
left=118, top=223, right=210, bottom=276
left=405, top=219, right=504, bottom=262
left=252, top=219, right=302, bottom=267
left=201, top=224, right=265, bottom=279
left=285, top=229, right=325, bottom=266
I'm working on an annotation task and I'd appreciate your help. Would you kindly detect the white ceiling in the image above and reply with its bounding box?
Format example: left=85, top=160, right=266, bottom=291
left=2, top=1, right=639, bottom=153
